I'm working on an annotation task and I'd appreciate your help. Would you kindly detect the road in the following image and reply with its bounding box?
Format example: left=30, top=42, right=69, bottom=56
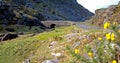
left=73, top=22, right=101, bottom=30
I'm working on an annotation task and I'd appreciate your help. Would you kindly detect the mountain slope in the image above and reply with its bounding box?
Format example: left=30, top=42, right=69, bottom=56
left=4, top=0, right=94, bottom=21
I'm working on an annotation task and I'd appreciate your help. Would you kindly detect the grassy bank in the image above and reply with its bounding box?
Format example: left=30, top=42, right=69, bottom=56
left=0, top=26, right=75, bottom=63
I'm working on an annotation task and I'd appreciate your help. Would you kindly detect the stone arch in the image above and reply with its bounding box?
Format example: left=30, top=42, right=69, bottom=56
left=50, top=24, right=56, bottom=28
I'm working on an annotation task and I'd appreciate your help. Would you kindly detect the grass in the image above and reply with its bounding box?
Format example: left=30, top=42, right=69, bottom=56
left=31, top=26, right=105, bottom=63
left=35, top=26, right=75, bottom=40
left=0, top=26, right=75, bottom=63
left=0, top=24, right=112, bottom=63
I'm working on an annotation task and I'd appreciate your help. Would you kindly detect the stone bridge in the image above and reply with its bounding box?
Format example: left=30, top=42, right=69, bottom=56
left=41, top=21, right=74, bottom=28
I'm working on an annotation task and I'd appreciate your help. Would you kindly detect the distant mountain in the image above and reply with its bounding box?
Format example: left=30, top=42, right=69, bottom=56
left=1, top=0, right=94, bottom=21
left=91, top=1, right=120, bottom=26
left=31, top=0, right=94, bottom=21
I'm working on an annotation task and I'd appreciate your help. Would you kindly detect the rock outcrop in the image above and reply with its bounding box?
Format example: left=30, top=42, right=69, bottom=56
left=0, top=1, right=46, bottom=30
left=91, top=2, right=120, bottom=26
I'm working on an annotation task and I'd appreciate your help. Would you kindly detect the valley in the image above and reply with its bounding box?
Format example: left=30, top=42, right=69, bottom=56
left=0, top=0, right=120, bottom=63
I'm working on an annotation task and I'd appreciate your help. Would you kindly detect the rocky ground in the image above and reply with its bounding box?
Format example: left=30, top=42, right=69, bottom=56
left=30, top=23, right=103, bottom=63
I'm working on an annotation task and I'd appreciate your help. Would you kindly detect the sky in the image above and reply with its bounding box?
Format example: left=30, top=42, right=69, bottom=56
left=77, top=0, right=120, bottom=13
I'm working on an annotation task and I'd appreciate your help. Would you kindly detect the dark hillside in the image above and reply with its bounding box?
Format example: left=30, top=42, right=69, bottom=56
left=1, top=0, right=94, bottom=21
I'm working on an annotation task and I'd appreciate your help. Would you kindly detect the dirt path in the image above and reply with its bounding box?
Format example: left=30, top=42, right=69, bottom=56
left=73, top=22, right=101, bottom=30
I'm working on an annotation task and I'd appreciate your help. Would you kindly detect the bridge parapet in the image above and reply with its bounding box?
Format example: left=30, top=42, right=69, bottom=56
left=41, top=21, right=73, bottom=28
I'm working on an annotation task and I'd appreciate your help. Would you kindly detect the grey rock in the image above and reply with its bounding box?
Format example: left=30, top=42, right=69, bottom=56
left=49, top=41, right=57, bottom=48
left=72, top=42, right=81, bottom=49
left=42, top=59, right=59, bottom=63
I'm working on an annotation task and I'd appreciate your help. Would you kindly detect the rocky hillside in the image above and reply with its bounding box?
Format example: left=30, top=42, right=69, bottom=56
left=31, top=0, right=94, bottom=21
left=2, top=0, right=93, bottom=22
left=91, top=1, right=120, bottom=26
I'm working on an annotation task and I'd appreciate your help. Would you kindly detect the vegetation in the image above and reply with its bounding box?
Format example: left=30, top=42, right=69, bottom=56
left=0, top=25, right=44, bottom=34
left=0, top=21, right=120, bottom=63
left=0, top=26, right=75, bottom=63
left=67, top=21, right=120, bottom=63
left=0, top=0, right=120, bottom=63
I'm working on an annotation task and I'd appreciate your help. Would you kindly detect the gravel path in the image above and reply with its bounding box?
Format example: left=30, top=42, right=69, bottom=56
left=73, top=22, right=101, bottom=30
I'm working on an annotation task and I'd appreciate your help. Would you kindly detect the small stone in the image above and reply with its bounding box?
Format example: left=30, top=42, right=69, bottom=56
left=72, top=42, right=81, bottom=49
left=42, top=59, right=59, bottom=63
left=49, top=41, right=57, bottom=48
left=51, top=52, right=62, bottom=57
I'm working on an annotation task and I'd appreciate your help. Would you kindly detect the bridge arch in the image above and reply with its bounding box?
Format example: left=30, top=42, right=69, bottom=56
left=50, top=23, right=56, bottom=28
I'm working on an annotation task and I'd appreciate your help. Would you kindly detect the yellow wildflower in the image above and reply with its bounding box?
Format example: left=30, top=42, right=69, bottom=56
left=104, top=22, right=110, bottom=29
left=106, top=33, right=111, bottom=40
left=88, top=52, right=93, bottom=57
left=74, top=49, right=79, bottom=54
left=111, top=33, right=115, bottom=41
left=106, top=33, right=115, bottom=41
left=98, top=37, right=102, bottom=41
left=112, top=60, right=117, bottom=63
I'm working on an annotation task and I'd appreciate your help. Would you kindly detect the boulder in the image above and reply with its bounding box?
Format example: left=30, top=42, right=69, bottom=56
left=1, top=33, right=18, bottom=41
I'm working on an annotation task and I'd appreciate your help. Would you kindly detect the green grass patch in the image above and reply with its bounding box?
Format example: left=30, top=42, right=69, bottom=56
left=35, top=26, right=74, bottom=40
left=0, top=26, right=75, bottom=63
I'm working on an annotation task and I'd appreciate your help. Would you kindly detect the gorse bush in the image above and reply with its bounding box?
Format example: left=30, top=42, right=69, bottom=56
left=67, top=21, right=120, bottom=63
